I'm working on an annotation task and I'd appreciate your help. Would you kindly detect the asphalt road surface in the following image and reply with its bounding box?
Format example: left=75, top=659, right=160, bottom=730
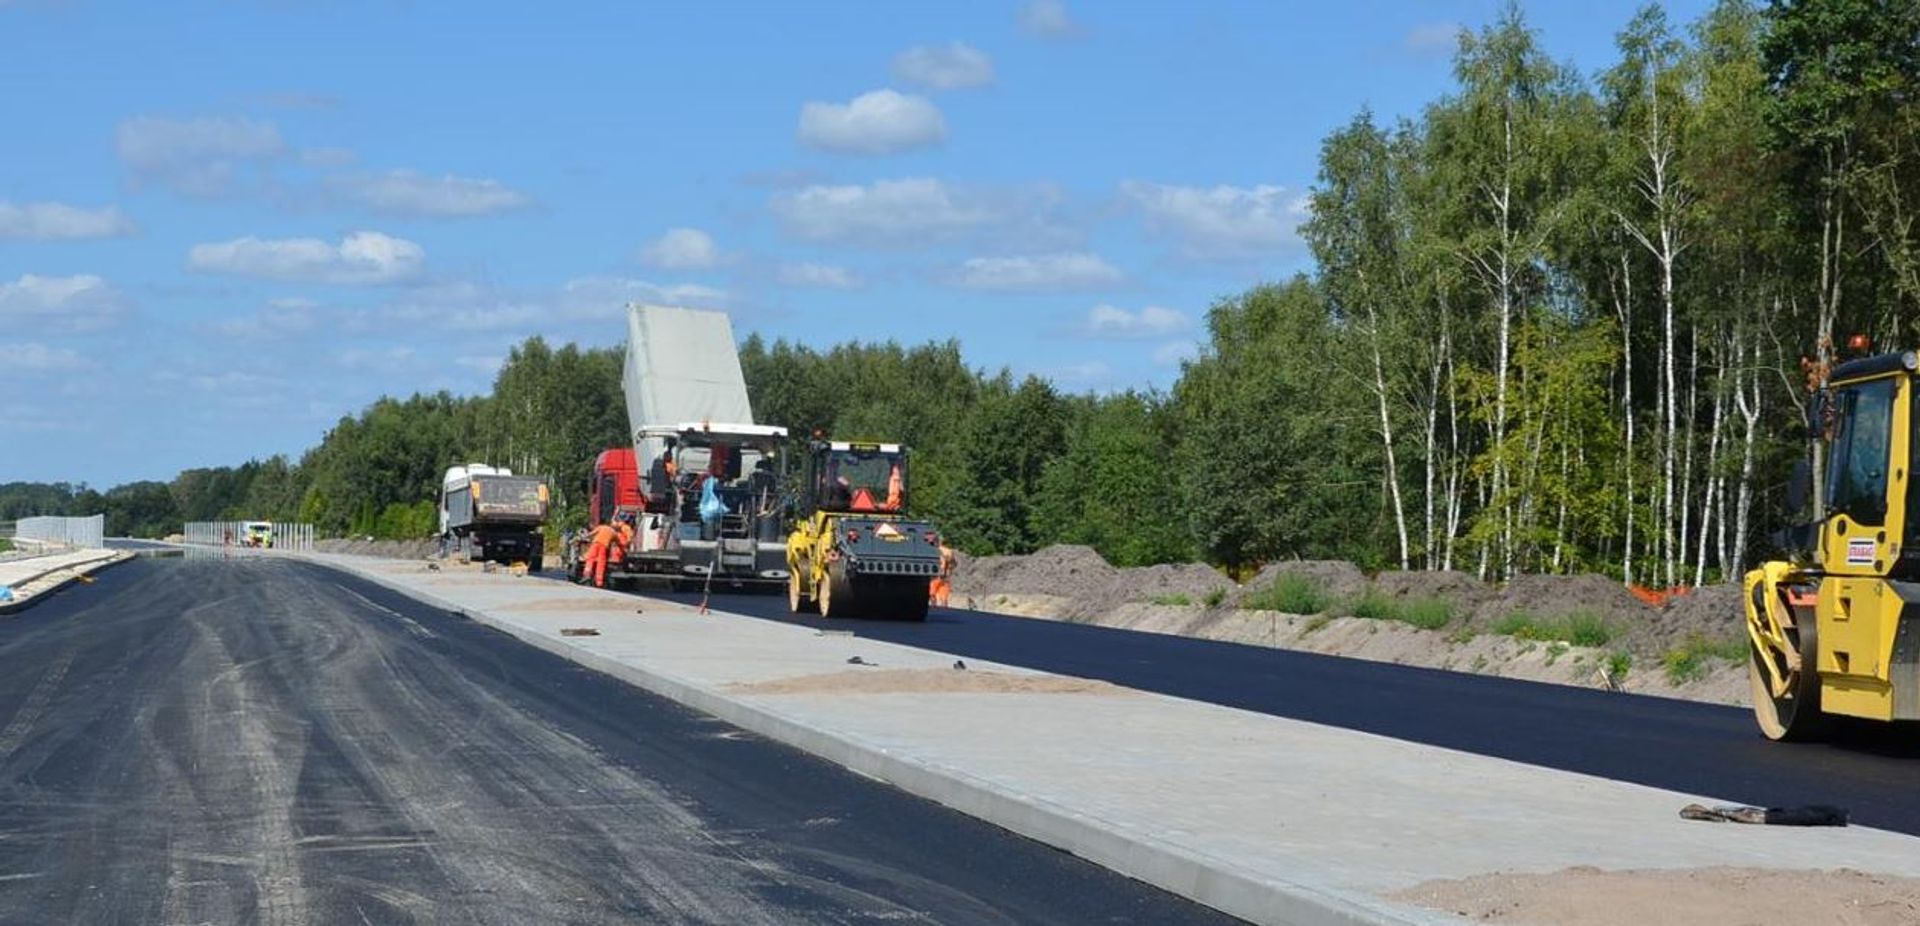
left=653, top=585, right=1920, bottom=837
left=0, top=558, right=1239, bottom=925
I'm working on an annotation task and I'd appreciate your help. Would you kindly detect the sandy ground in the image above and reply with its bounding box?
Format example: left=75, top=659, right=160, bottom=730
left=1392, top=866, right=1920, bottom=926
left=727, top=668, right=1127, bottom=696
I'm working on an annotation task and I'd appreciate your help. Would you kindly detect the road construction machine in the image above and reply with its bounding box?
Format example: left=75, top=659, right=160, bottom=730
left=786, top=439, right=941, bottom=620
left=1746, top=348, right=1920, bottom=739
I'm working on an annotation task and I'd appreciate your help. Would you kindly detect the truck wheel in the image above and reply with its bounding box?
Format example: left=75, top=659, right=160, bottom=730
left=820, top=561, right=856, bottom=618
left=886, top=579, right=929, bottom=622
left=528, top=556, right=543, bottom=573
left=789, top=562, right=818, bottom=614
left=1749, top=584, right=1825, bottom=742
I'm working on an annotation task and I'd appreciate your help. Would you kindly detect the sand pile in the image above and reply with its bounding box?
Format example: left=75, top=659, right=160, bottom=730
left=953, top=545, right=1231, bottom=617
left=1393, top=865, right=1920, bottom=926
left=1232, top=560, right=1369, bottom=607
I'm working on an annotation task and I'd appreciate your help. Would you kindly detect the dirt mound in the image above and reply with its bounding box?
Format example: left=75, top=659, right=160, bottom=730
left=1372, top=570, right=1495, bottom=610
left=1482, top=573, right=1653, bottom=626
left=1618, top=582, right=1745, bottom=655
left=316, top=538, right=441, bottom=560
left=954, top=545, right=1116, bottom=600
left=1110, top=562, right=1233, bottom=606
left=1233, top=560, right=1368, bottom=608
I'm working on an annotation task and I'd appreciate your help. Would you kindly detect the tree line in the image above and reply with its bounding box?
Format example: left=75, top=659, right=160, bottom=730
left=5, top=1, right=1915, bottom=583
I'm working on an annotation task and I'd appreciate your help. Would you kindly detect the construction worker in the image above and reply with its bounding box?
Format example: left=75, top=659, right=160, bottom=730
left=583, top=520, right=620, bottom=588
left=883, top=462, right=904, bottom=511
left=613, top=512, right=636, bottom=557
left=929, top=540, right=956, bottom=608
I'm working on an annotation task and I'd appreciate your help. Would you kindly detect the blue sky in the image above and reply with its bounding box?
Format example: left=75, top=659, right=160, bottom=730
left=1, top=0, right=1712, bottom=487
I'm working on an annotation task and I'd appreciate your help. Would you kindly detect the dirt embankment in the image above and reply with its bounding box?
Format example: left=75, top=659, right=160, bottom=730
left=316, top=538, right=443, bottom=560
left=953, top=546, right=1749, bottom=706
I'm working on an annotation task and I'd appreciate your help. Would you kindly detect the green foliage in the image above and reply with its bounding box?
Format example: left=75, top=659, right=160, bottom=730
left=1202, top=587, right=1227, bottom=608
left=0, top=538, right=12, bottom=553
left=1243, top=574, right=1332, bottom=615
left=1147, top=593, right=1193, bottom=607
left=1495, top=610, right=1615, bottom=647
left=1348, top=591, right=1455, bottom=630
left=1607, top=651, right=1634, bottom=680
left=1663, top=647, right=1708, bottom=684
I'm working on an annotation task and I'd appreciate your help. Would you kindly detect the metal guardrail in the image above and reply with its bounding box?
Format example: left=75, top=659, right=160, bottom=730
left=16, top=515, right=105, bottom=550
left=182, top=521, right=316, bottom=552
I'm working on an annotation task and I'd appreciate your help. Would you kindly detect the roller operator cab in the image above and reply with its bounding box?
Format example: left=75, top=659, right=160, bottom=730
left=786, top=440, right=942, bottom=621
left=1746, top=349, right=1920, bottom=739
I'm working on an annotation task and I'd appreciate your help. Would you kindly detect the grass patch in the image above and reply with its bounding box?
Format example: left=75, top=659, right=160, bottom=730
left=1662, top=634, right=1748, bottom=685
left=1494, top=610, right=1615, bottom=647
left=1301, top=613, right=1332, bottom=635
left=1147, top=592, right=1193, bottom=607
left=1243, top=574, right=1331, bottom=615
left=1447, top=625, right=1477, bottom=645
left=0, top=538, right=11, bottom=553
left=1606, top=651, right=1633, bottom=680
left=1202, top=587, right=1227, bottom=608
left=1344, top=590, right=1455, bottom=630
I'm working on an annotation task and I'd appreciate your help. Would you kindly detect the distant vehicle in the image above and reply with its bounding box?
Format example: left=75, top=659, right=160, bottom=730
left=242, top=521, right=273, bottom=548
left=440, top=464, right=550, bottom=570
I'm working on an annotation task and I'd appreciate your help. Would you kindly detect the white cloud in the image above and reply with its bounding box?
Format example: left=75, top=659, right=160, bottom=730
left=212, top=297, right=320, bottom=340
left=950, top=252, right=1122, bottom=291
left=639, top=227, right=721, bottom=270
left=1152, top=340, right=1200, bottom=366
left=1081, top=304, right=1189, bottom=339
left=1120, top=181, right=1308, bottom=259
left=891, top=42, right=995, bottom=90
left=187, top=231, right=424, bottom=285
left=771, top=178, right=1061, bottom=246
left=300, top=147, right=357, bottom=168
left=0, top=202, right=136, bottom=240
left=0, top=342, right=89, bottom=373
left=331, top=169, right=531, bottom=217
left=798, top=89, right=947, bottom=156
left=0, top=274, right=128, bottom=331
left=335, top=346, right=419, bottom=372
left=378, top=276, right=728, bottom=333
left=1405, top=22, right=1461, bottom=54
left=1019, top=0, right=1081, bottom=38
left=776, top=262, right=863, bottom=289
left=116, top=115, right=285, bottom=197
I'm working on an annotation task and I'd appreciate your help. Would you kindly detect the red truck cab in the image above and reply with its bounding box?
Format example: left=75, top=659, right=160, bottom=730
left=589, top=448, right=644, bottom=527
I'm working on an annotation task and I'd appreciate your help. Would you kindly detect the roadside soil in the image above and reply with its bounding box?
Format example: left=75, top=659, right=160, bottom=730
left=955, top=545, right=1750, bottom=707
left=1391, top=865, right=1920, bottom=926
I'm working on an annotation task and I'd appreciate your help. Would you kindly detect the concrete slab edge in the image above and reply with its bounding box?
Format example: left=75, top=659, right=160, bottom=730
left=310, top=556, right=1452, bottom=926
left=0, top=552, right=133, bottom=616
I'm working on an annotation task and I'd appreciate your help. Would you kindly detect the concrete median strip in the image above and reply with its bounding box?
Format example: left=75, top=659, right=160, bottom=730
left=299, top=552, right=1920, bottom=926
left=0, top=549, right=130, bottom=614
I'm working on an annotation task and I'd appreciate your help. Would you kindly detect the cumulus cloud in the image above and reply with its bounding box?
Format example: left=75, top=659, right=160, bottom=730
left=798, top=89, right=947, bottom=155
left=771, top=177, right=1065, bottom=247
left=1080, top=304, right=1189, bottom=339
left=1405, top=22, right=1462, bottom=54
left=187, top=231, right=424, bottom=285
left=949, top=252, right=1122, bottom=291
left=0, top=274, right=128, bottom=331
left=776, top=262, right=863, bottom=289
left=1019, top=0, right=1081, bottom=38
left=0, top=202, right=136, bottom=240
left=117, top=115, right=285, bottom=197
left=1120, top=181, right=1308, bottom=259
left=0, top=342, right=90, bottom=373
left=330, top=169, right=531, bottom=217
left=638, top=227, right=721, bottom=270
left=891, top=42, right=995, bottom=90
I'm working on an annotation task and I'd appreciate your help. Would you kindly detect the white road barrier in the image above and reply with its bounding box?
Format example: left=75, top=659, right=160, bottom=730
left=182, top=521, right=315, bottom=552
left=16, top=515, right=104, bottom=550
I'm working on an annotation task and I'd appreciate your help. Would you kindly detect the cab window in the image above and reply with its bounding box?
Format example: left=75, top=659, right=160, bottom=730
left=1828, top=378, right=1896, bottom=525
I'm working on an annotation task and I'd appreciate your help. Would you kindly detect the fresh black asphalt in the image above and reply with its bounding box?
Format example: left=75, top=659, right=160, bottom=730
left=0, top=557, right=1238, bottom=925
left=650, top=585, right=1920, bottom=838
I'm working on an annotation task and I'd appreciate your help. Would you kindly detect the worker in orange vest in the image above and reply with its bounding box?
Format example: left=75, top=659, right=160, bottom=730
left=613, top=513, right=636, bottom=557
left=929, top=540, right=956, bottom=608
left=583, top=520, right=620, bottom=588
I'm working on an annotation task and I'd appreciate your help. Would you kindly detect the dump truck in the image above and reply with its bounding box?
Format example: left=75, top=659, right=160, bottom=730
left=786, top=439, right=941, bottom=620
left=441, top=464, right=550, bottom=570
left=1746, top=348, right=1920, bottom=739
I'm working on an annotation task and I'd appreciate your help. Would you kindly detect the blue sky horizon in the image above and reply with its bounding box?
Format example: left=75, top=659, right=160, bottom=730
left=2, top=0, right=1712, bottom=488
